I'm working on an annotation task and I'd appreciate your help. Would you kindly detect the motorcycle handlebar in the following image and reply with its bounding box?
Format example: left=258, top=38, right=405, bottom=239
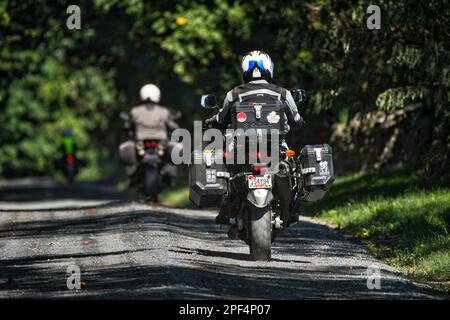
left=203, top=116, right=217, bottom=129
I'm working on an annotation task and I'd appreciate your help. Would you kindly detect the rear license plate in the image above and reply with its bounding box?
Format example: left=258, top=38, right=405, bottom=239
left=248, top=174, right=273, bottom=189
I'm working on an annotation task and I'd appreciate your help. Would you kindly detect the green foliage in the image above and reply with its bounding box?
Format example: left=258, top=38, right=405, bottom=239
left=159, top=185, right=191, bottom=208
left=376, top=87, right=427, bottom=111
left=0, top=1, right=119, bottom=178
left=1, top=0, right=449, bottom=178
left=154, top=1, right=248, bottom=86
left=307, top=169, right=450, bottom=287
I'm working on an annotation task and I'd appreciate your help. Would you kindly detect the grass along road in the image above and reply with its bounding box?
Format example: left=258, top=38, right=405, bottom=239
left=302, top=169, right=450, bottom=292
left=161, top=169, right=450, bottom=292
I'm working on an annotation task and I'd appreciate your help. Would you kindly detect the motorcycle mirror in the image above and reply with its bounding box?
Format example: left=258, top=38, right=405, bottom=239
left=200, top=94, right=219, bottom=109
left=172, top=110, right=182, bottom=120
left=120, top=111, right=130, bottom=121
left=291, top=89, right=306, bottom=103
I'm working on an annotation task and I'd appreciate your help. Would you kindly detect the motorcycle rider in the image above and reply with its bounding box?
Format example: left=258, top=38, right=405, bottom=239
left=205, top=50, right=304, bottom=224
left=130, top=84, right=179, bottom=141
left=121, top=83, right=182, bottom=183
left=58, top=128, right=77, bottom=158
left=54, top=128, right=87, bottom=180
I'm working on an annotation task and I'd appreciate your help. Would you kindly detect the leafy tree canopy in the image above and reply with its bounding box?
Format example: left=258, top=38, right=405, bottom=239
left=0, top=0, right=448, bottom=178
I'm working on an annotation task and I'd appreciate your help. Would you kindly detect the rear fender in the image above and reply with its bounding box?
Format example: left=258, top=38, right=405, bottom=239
left=247, top=189, right=273, bottom=208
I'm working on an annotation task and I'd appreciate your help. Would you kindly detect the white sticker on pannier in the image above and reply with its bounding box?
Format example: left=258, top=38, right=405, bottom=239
left=206, top=169, right=217, bottom=183
left=319, top=161, right=329, bottom=176
left=301, top=167, right=316, bottom=175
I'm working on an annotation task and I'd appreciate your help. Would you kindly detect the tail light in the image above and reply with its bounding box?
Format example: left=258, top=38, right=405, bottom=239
left=252, top=164, right=267, bottom=174
left=66, top=155, right=74, bottom=165
left=144, top=140, right=158, bottom=149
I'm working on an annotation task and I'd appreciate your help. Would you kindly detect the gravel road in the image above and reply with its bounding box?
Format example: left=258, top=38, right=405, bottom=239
left=0, top=179, right=446, bottom=299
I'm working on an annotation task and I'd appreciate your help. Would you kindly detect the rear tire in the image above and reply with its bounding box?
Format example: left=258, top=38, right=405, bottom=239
left=66, top=164, right=75, bottom=183
left=249, top=205, right=272, bottom=261
left=144, top=166, right=159, bottom=200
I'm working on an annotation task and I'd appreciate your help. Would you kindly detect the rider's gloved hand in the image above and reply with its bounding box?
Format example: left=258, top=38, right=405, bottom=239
left=204, top=115, right=217, bottom=128
left=299, top=116, right=306, bottom=126
left=206, top=115, right=217, bottom=124
left=295, top=114, right=306, bottom=127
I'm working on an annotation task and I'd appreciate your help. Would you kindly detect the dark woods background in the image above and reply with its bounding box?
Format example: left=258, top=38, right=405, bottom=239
left=1, top=0, right=449, bottom=180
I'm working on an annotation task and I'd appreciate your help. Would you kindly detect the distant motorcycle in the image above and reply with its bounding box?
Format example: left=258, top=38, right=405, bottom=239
left=118, top=111, right=179, bottom=201
left=61, top=154, right=77, bottom=183
left=55, top=152, right=87, bottom=183
left=189, top=90, right=335, bottom=260
left=54, top=130, right=87, bottom=183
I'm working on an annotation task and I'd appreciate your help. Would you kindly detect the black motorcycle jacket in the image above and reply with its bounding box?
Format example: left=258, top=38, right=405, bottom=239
left=214, top=80, right=302, bottom=134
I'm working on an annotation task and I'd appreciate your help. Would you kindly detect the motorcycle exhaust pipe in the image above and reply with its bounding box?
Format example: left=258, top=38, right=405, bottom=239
left=274, top=161, right=293, bottom=224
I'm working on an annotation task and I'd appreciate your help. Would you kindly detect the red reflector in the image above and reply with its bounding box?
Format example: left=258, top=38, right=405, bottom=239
left=66, top=155, right=74, bottom=164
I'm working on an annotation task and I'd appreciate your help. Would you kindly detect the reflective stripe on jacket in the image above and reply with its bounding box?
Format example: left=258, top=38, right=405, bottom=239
left=216, top=80, right=301, bottom=133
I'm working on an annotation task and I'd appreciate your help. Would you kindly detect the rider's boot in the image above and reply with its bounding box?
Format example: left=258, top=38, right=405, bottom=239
left=215, top=205, right=233, bottom=224
left=215, top=194, right=238, bottom=225
left=227, top=226, right=239, bottom=239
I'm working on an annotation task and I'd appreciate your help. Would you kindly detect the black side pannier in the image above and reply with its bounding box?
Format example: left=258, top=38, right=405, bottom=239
left=298, top=144, right=335, bottom=201
left=189, top=150, right=227, bottom=208
left=230, top=101, right=285, bottom=133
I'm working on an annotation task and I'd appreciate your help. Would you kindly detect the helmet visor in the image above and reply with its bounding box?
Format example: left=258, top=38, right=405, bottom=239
left=246, top=60, right=271, bottom=75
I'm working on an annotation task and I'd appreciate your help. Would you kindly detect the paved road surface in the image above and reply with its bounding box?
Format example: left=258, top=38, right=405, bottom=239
left=0, top=179, right=446, bottom=299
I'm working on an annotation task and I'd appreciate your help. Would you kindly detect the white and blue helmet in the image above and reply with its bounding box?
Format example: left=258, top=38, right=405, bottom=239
left=241, top=50, right=274, bottom=82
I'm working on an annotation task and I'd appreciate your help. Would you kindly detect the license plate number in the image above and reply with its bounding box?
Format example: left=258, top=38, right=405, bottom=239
left=248, top=174, right=272, bottom=189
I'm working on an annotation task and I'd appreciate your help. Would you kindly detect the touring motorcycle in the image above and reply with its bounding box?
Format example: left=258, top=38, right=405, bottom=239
left=118, top=111, right=179, bottom=201
left=189, top=90, right=334, bottom=260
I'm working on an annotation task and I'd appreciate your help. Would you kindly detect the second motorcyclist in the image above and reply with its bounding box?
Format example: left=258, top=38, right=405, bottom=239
left=119, top=83, right=182, bottom=196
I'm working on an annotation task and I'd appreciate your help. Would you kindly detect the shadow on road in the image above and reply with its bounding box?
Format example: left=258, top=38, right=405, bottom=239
left=0, top=261, right=415, bottom=299
left=0, top=179, right=130, bottom=203
left=0, top=204, right=446, bottom=299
